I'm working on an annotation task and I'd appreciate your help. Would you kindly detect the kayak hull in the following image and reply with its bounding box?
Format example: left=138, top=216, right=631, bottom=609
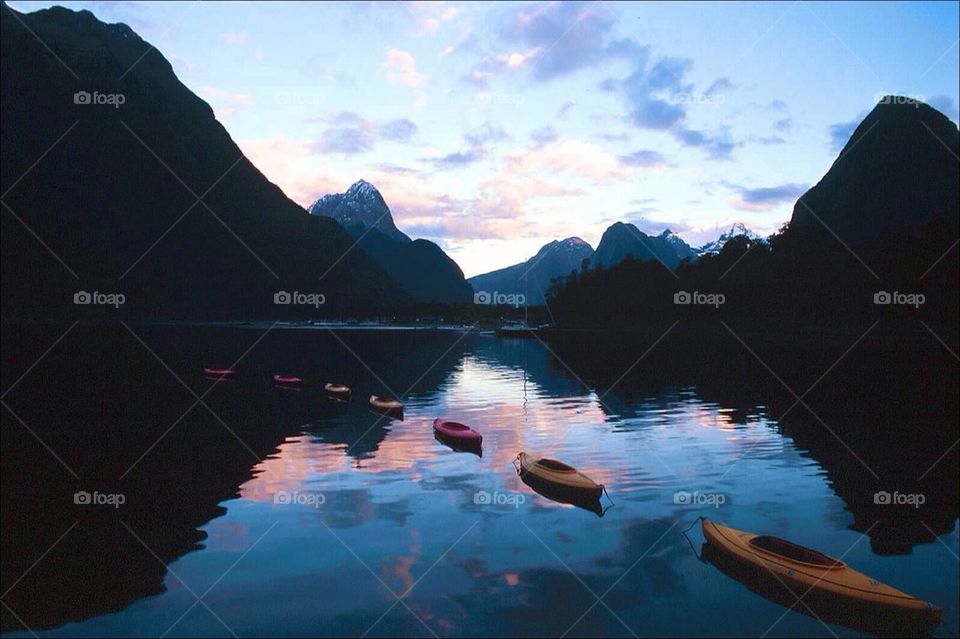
left=369, top=395, right=404, bottom=417
left=324, top=383, right=351, bottom=401
left=203, top=367, right=236, bottom=379
left=702, top=519, right=941, bottom=634
left=433, top=418, right=482, bottom=449
left=517, top=452, right=603, bottom=501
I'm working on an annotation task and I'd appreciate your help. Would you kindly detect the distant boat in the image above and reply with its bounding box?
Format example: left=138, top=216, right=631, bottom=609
left=203, top=367, right=236, bottom=379
left=324, top=382, right=351, bottom=401
left=273, top=374, right=303, bottom=388
left=495, top=322, right=538, bottom=338
left=433, top=418, right=482, bottom=454
left=369, top=395, right=403, bottom=418
left=701, top=519, right=942, bottom=634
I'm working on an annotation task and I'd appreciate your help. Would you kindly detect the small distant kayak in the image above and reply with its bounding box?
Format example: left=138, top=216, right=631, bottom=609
left=369, top=395, right=403, bottom=415
left=273, top=374, right=303, bottom=387
left=203, top=367, right=236, bottom=378
left=324, top=382, right=351, bottom=400
left=516, top=452, right=603, bottom=499
left=702, top=519, right=942, bottom=627
left=433, top=418, right=482, bottom=450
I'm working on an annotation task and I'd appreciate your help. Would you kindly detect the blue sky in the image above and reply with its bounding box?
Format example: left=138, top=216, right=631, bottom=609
left=12, top=1, right=960, bottom=276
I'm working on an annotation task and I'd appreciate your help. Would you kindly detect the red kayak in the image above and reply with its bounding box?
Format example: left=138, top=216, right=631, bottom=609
left=273, top=374, right=303, bottom=387
left=433, top=418, right=482, bottom=449
left=203, top=367, right=236, bottom=379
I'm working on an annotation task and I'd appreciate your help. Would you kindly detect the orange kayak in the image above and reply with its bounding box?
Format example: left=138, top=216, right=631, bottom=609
left=702, top=519, right=941, bottom=631
left=517, top=452, right=603, bottom=499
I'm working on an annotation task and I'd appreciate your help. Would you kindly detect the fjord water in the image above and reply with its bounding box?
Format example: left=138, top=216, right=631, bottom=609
left=1, top=325, right=956, bottom=637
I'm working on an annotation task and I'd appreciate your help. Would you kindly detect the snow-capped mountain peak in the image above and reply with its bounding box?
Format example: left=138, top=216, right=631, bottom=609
left=696, top=223, right=761, bottom=255
left=308, top=180, right=411, bottom=243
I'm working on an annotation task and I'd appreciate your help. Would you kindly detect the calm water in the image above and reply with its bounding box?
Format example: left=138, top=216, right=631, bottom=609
left=1, top=325, right=957, bottom=637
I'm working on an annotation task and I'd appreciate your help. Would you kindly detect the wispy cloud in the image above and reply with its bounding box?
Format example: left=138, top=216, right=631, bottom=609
left=383, top=48, right=429, bottom=87
left=380, top=118, right=418, bottom=141
left=827, top=112, right=868, bottom=152
left=619, top=149, right=666, bottom=168
left=728, top=182, right=808, bottom=211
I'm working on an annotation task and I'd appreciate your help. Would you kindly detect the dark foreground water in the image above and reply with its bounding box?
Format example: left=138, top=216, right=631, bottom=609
left=1, top=323, right=957, bottom=637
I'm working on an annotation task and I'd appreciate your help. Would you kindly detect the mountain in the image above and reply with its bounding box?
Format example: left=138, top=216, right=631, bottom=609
left=308, top=179, right=411, bottom=243
left=696, top=223, right=761, bottom=255
left=468, top=237, right=594, bottom=305
left=789, top=96, right=959, bottom=244
left=309, top=181, right=472, bottom=304
left=591, top=223, right=695, bottom=270
left=1, top=4, right=404, bottom=319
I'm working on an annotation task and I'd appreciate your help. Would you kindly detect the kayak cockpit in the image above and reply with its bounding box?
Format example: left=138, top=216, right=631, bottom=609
left=749, top=535, right=845, bottom=568
left=536, top=458, right=576, bottom=472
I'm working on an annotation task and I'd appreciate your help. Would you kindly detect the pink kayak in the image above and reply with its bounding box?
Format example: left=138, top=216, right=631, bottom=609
left=433, top=418, right=482, bottom=448
left=272, top=374, right=303, bottom=387
left=203, top=367, right=236, bottom=378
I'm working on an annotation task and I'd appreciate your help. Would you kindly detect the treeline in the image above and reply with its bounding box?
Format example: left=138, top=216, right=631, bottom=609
left=545, top=218, right=959, bottom=337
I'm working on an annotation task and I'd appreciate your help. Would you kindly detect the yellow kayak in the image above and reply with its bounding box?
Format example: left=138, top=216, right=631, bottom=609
left=702, top=519, right=941, bottom=631
left=517, top=452, right=603, bottom=499
left=369, top=394, right=403, bottom=414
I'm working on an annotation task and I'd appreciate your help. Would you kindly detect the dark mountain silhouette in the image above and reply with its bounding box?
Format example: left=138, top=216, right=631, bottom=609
left=309, top=181, right=472, bottom=304
left=1, top=4, right=404, bottom=320
left=468, top=237, right=593, bottom=305
left=591, top=223, right=695, bottom=270
left=548, top=99, right=958, bottom=337
left=790, top=96, right=959, bottom=244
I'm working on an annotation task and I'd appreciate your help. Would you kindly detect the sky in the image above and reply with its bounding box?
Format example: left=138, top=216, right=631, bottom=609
left=11, top=1, right=960, bottom=277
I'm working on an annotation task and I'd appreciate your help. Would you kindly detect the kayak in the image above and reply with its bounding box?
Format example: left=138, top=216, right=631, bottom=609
left=433, top=418, right=482, bottom=451
left=516, top=452, right=603, bottom=500
left=324, top=383, right=351, bottom=400
left=203, top=367, right=236, bottom=378
left=702, top=519, right=942, bottom=631
left=273, top=374, right=303, bottom=387
left=369, top=395, right=403, bottom=415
